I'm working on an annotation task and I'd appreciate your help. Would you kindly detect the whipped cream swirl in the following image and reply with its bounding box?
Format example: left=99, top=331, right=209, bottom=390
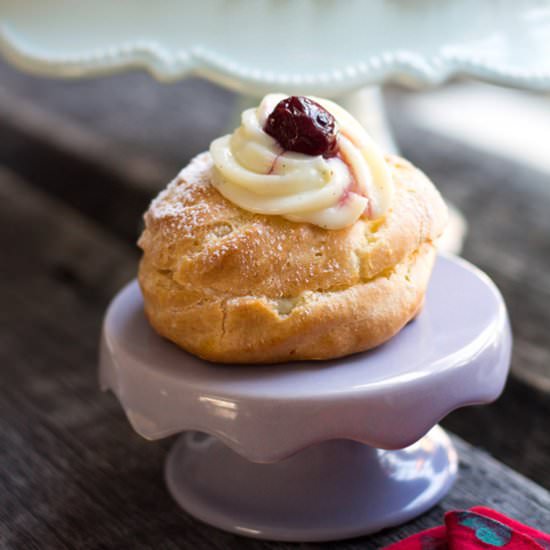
left=209, top=94, right=393, bottom=229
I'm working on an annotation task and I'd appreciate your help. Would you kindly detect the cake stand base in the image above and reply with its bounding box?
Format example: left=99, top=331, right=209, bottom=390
left=165, top=425, right=458, bottom=542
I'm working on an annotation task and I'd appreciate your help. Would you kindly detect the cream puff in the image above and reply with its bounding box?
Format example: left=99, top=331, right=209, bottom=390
left=138, top=94, right=448, bottom=363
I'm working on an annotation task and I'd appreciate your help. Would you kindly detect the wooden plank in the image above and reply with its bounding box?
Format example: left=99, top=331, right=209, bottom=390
left=0, top=168, right=549, bottom=549
left=0, top=57, right=235, bottom=241
left=0, top=86, right=154, bottom=243
left=0, top=59, right=234, bottom=178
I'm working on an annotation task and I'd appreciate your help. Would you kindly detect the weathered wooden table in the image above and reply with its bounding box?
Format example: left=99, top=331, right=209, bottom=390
left=1, top=61, right=549, bottom=548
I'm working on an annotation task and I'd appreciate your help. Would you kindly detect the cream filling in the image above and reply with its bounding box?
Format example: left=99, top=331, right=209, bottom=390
left=209, top=93, right=393, bottom=230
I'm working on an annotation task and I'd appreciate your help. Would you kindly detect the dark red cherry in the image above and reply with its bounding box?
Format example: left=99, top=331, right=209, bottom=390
left=264, top=96, right=338, bottom=157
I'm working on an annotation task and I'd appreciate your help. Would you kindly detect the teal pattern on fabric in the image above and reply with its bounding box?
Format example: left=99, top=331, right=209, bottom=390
left=476, top=527, right=508, bottom=546
left=458, top=512, right=512, bottom=546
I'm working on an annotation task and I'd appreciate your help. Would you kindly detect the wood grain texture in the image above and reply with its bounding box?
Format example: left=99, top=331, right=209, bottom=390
left=0, top=166, right=549, bottom=550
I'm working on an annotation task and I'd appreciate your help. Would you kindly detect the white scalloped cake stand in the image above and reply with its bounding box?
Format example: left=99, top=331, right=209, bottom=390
left=100, top=255, right=511, bottom=541
left=1, top=1, right=550, bottom=94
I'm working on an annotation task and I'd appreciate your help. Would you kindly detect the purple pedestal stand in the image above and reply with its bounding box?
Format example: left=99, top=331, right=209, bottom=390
left=100, top=255, right=511, bottom=541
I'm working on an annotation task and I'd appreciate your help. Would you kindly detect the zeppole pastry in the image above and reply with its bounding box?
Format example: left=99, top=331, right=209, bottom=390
left=138, top=94, right=448, bottom=363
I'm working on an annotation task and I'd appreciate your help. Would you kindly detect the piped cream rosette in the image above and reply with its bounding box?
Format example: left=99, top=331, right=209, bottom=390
left=209, top=94, right=393, bottom=230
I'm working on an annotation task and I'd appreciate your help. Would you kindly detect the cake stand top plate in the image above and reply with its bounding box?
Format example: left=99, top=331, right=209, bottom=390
left=100, top=255, right=511, bottom=463
left=1, top=0, right=550, bottom=96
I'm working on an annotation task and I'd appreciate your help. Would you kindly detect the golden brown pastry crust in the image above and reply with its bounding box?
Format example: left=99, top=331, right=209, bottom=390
left=138, top=153, right=447, bottom=363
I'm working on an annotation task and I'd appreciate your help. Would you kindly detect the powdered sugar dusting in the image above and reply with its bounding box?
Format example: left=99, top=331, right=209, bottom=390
left=147, top=153, right=216, bottom=237
left=150, top=153, right=212, bottom=215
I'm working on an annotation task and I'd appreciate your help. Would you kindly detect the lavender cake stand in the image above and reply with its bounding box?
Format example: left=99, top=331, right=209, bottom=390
left=99, top=254, right=511, bottom=542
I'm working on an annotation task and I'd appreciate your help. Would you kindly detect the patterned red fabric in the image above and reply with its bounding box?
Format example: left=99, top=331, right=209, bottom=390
left=383, top=507, right=550, bottom=550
